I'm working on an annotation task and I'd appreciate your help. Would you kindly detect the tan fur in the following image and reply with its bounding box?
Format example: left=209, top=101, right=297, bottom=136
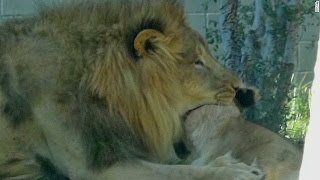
left=184, top=103, right=303, bottom=180
left=0, top=0, right=264, bottom=179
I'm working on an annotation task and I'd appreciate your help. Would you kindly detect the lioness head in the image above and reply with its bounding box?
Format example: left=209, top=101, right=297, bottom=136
left=85, top=0, right=242, bottom=161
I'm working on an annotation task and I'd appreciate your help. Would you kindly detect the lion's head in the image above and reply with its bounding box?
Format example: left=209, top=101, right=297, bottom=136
left=68, top=0, right=242, bottom=162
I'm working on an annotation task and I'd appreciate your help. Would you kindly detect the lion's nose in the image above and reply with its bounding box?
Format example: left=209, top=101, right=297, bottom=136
left=225, top=70, right=242, bottom=89
left=229, top=79, right=242, bottom=91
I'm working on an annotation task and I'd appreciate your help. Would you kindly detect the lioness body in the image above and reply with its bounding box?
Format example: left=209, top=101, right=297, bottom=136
left=185, top=104, right=303, bottom=180
left=0, top=0, right=264, bottom=179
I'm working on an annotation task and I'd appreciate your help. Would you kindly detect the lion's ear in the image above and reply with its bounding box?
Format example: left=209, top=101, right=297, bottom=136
left=134, top=29, right=164, bottom=57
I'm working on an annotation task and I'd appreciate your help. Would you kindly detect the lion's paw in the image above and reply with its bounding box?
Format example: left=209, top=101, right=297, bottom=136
left=234, top=166, right=265, bottom=180
left=209, top=153, right=265, bottom=180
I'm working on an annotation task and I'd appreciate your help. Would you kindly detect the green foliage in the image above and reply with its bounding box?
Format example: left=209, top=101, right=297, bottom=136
left=280, top=78, right=311, bottom=147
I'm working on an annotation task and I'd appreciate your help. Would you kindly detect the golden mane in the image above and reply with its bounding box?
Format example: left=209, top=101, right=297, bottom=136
left=39, top=0, right=188, bottom=161
left=88, top=34, right=185, bottom=161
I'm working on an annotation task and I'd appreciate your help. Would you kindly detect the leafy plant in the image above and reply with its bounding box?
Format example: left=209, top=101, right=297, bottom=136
left=280, top=77, right=311, bottom=147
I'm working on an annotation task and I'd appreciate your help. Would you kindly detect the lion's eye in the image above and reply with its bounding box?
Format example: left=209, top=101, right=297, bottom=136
left=194, top=59, right=205, bottom=67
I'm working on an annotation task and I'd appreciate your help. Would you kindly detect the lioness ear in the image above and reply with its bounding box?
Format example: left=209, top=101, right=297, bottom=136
left=134, top=29, right=163, bottom=57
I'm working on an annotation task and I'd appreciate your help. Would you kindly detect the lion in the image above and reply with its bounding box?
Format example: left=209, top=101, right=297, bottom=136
left=184, top=99, right=303, bottom=180
left=0, top=0, right=265, bottom=179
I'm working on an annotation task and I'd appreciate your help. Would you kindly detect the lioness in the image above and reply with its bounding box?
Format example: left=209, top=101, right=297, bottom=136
left=0, top=0, right=264, bottom=179
left=184, top=102, right=303, bottom=180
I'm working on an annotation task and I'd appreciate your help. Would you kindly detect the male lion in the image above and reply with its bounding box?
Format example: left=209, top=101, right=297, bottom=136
left=0, top=0, right=264, bottom=179
left=184, top=102, right=303, bottom=180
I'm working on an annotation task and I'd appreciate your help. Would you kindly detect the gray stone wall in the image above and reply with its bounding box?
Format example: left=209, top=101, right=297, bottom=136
left=0, top=0, right=318, bottom=83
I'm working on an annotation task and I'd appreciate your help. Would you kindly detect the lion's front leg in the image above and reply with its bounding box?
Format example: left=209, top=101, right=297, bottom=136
left=101, top=159, right=265, bottom=180
left=188, top=152, right=265, bottom=180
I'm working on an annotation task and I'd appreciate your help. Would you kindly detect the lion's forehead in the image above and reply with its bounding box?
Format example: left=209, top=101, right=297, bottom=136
left=179, top=31, right=210, bottom=60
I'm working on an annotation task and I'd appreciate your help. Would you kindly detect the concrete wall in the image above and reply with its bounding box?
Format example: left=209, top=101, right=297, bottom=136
left=0, top=0, right=318, bottom=84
